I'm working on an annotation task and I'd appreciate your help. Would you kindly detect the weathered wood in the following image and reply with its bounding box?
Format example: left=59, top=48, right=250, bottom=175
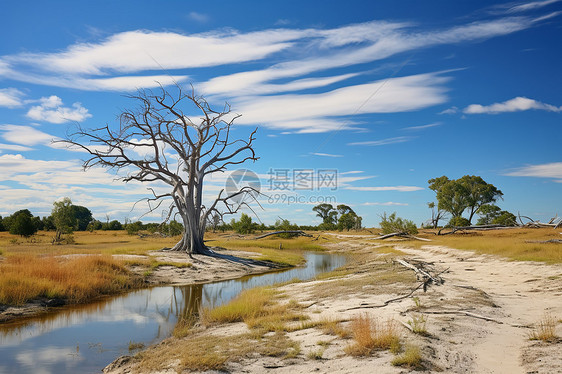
left=253, top=230, right=313, bottom=239
left=372, top=232, right=432, bottom=241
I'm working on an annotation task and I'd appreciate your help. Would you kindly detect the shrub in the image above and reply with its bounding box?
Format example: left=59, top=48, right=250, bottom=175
left=231, top=213, right=257, bottom=234
left=379, top=212, right=418, bottom=235
left=447, top=216, right=470, bottom=227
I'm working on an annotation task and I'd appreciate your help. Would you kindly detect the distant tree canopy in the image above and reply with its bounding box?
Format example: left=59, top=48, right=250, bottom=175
left=476, top=204, right=517, bottom=226
left=312, top=203, right=362, bottom=231
left=379, top=212, right=418, bottom=235
left=8, top=209, right=38, bottom=237
left=428, top=175, right=503, bottom=225
left=231, top=213, right=257, bottom=234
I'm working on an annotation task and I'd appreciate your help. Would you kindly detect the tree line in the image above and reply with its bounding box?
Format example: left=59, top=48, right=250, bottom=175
left=0, top=197, right=184, bottom=240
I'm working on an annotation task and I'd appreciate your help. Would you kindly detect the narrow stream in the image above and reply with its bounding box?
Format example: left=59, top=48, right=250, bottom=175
left=0, top=252, right=346, bottom=374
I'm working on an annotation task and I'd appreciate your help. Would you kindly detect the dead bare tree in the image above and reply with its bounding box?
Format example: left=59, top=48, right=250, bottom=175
left=60, top=85, right=258, bottom=256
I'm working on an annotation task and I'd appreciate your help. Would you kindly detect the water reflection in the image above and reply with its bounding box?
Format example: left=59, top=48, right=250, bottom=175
left=0, top=252, right=345, bottom=374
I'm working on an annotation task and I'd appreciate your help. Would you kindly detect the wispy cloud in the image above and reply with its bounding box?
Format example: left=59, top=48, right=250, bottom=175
left=0, top=125, right=56, bottom=146
left=463, top=96, right=561, bottom=114
left=187, top=11, right=209, bottom=23
left=26, top=96, right=92, bottom=123
left=0, top=88, right=25, bottom=108
left=0, top=13, right=548, bottom=95
left=403, top=122, right=441, bottom=131
left=347, top=136, right=414, bottom=146
left=439, top=106, right=458, bottom=115
left=504, top=162, right=562, bottom=180
left=235, top=73, right=449, bottom=133
left=505, top=0, right=561, bottom=13
left=310, top=152, right=343, bottom=158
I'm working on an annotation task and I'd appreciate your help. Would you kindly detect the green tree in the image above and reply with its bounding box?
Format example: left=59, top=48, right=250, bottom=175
left=476, top=204, right=517, bottom=226
left=71, top=205, right=93, bottom=231
left=0, top=216, right=4, bottom=231
left=379, top=212, right=418, bottom=235
left=52, top=197, right=76, bottom=243
left=447, top=216, right=471, bottom=227
left=231, top=213, right=256, bottom=234
left=312, top=203, right=337, bottom=229
left=492, top=211, right=517, bottom=226
left=107, top=220, right=123, bottom=230
left=476, top=204, right=502, bottom=225
left=428, top=175, right=503, bottom=224
left=9, top=210, right=38, bottom=237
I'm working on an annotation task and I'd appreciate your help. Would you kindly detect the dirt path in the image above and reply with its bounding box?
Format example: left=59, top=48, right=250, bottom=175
left=104, top=241, right=562, bottom=374
left=395, top=245, right=562, bottom=373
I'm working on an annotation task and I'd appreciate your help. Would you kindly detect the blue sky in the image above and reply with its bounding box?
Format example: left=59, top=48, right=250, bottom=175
left=0, top=0, right=560, bottom=227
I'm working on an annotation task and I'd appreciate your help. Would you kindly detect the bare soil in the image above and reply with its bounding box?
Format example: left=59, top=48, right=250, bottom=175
left=104, top=236, right=562, bottom=374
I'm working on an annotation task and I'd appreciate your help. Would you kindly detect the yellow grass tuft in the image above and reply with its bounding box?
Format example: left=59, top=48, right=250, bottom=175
left=344, top=313, right=400, bottom=356
left=528, top=313, right=558, bottom=342
left=392, top=344, right=423, bottom=368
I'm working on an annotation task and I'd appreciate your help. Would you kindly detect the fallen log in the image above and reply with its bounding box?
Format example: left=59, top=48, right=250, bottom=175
left=372, top=232, right=432, bottom=241
left=254, top=230, right=313, bottom=239
left=438, top=224, right=517, bottom=235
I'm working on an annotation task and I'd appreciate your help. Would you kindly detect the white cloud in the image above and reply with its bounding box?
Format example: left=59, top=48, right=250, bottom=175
left=347, top=136, right=414, bottom=146
left=4, top=29, right=302, bottom=75
left=345, top=186, right=423, bottom=192
left=310, top=152, right=343, bottom=158
left=439, top=106, right=458, bottom=114
left=0, top=88, right=25, bottom=108
left=463, top=96, right=561, bottom=114
left=187, top=11, right=209, bottom=23
left=0, top=124, right=55, bottom=146
left=0, top=143, right=32, bottom=152
left=505, top=0, right=561, bottom=13
left=504, top=162, right=562, bottom=179
left=403, top=122, right=441, bottom=131
left=26, top=96, right=92, bottom=123
left=0, top=13, right=548, bottom=93
left=234, top=73, right=449, bottom=133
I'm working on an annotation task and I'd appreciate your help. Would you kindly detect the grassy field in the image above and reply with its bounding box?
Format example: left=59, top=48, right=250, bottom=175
left=407, top=227, right=562, bottom=263
left=0, top=230, right=328, bottom=307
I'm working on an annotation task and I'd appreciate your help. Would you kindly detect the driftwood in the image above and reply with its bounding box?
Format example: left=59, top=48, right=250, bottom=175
left=437, top=224, right=518, bottom=235
left=518, top=213, right=561, bottom=229
left=342, top=259, right=445, bottom=311
left=373, top=232, right=432, bottom=241
left=254, top=230, right=313, bottom=239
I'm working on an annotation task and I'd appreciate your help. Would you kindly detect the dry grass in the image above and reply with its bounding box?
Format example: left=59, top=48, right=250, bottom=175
left=201, top=287, right=307, bottom=332
left=0, top=254, right=138, bottom=305
left=0, top=230, right=177, bottom=257
left=392, top=344, right=423, bottom=368
left=344, top=313, right=400, bottom=356
left=528, top=313, right=558, bottom=342
left=409, top=228, right=562, bottom=263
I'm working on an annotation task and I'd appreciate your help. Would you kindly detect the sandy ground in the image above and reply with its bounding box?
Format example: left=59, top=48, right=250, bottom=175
left=104, top=237, right=562, bottom=374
